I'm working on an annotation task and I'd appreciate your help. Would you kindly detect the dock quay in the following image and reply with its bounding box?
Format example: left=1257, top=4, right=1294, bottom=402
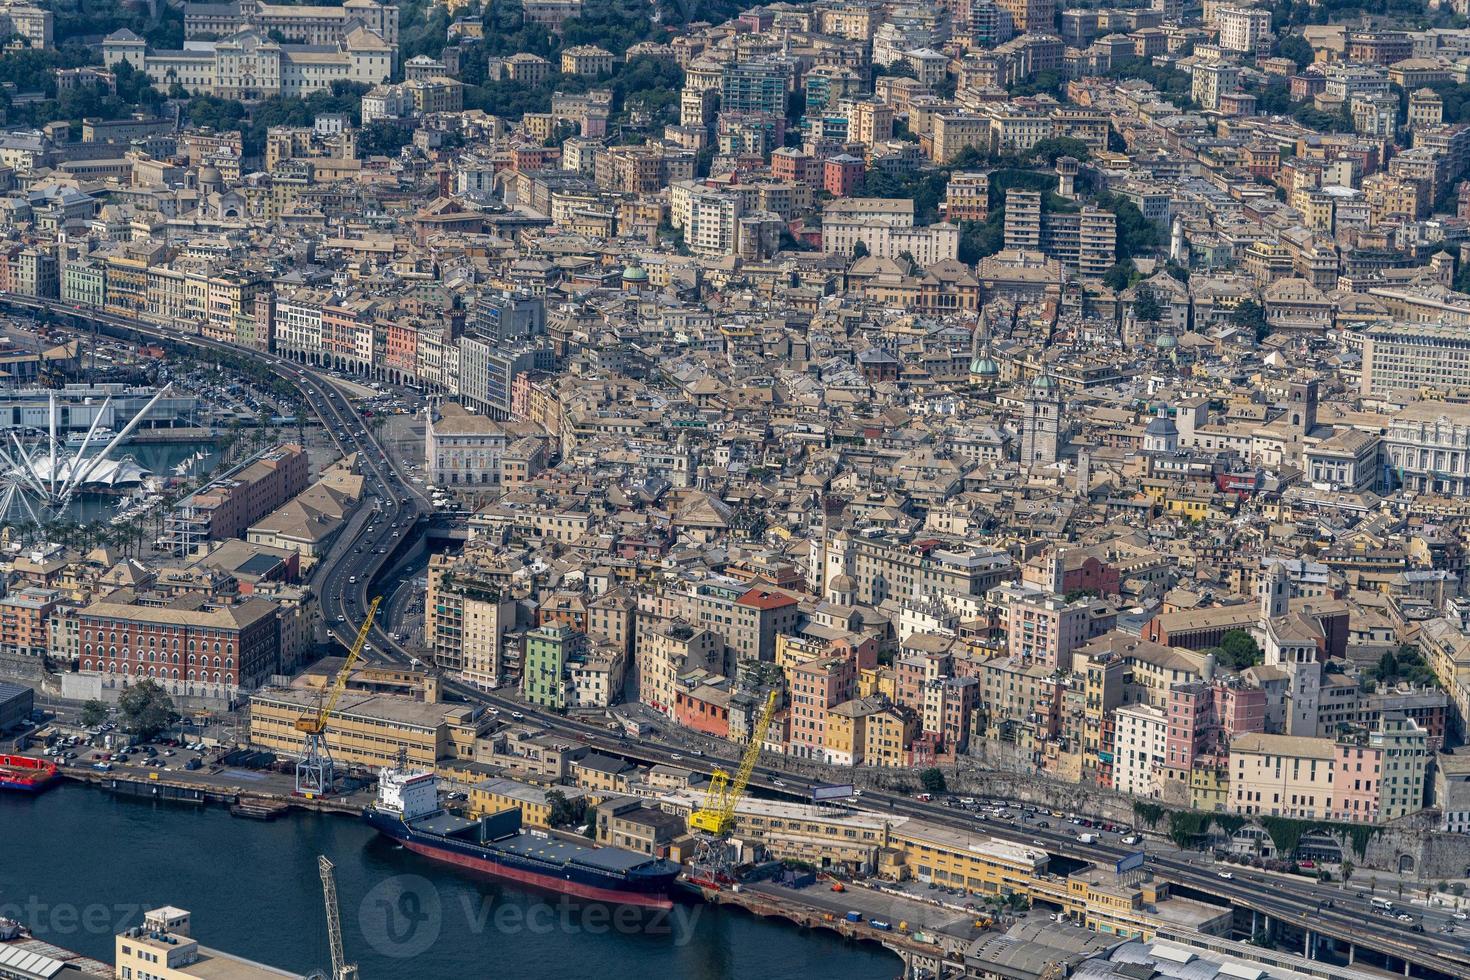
left=682, top=878, right=964, bottom=972
left=57, top=767, right=365, bottom=816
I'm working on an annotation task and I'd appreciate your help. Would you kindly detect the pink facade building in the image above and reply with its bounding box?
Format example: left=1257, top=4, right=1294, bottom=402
left=1331, top=742, right=1383, bottom=823
left=789, top=654, right=857, bottom=760
left=1000, top=586, right=1115, bottom=668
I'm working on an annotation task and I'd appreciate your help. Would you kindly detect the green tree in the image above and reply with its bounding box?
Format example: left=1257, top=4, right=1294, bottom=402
left=851, top=239, right=869, bottom=260
left=359, top=121, right=414, bottom=157
left=80, top=699, right=109, bottom=728
left=958, top=217, right=1004, bottom=264
left=1214, top=630, right=1263, bottom=670
left=117, top=680, right=179, bottom=740
left=1028, top=136, right=1091, bottom=166
left=919, top=767, right=947, bottom=794
left=1229, top=299, right=1270, bottom=343
left=875, top=60, right=917, bottom=80
left=546, top=789, right=588, bottom=828
left=1133, top=288, right=1163, bottom=322
left=1274, top=34, right=1315, bottom=70
left=1103, top=260, right=1137, bottom=291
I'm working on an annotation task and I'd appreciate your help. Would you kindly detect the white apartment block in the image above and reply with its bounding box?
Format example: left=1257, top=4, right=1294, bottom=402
left=1216, top=7, right=1272, bottom=53
left=670, top=180, right=743, bottom=256
left=273, top=292, right=326, bottom=364
left=1113, top=702, right=1167, bottom=800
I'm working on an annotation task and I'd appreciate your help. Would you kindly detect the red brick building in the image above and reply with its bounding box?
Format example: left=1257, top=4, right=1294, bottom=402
left=79, top=594, right=281, bottom=704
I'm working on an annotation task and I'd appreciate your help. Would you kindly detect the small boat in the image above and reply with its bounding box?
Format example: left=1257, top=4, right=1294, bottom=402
left=66, top=428, right=114, bottom=448
left=0, top=754, right=60, bottom=793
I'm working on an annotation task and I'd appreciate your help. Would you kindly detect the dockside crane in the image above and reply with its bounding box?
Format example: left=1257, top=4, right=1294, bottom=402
left=296, top=596, right=380, bottom=797
left=318, top=856, right=359, bottom=980
left=689, top=688, right=779, bottom=880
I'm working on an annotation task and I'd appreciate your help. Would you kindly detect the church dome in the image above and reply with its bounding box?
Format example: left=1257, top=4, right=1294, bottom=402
left=1031, top=372, right=1057, bottom=392
left=970, top=353, right=999, bottom=377
left=828, top=573, right=857, bottom=595
left=1144, top=415, right=1177, bottom=436
left=1153, top=332, right=1177, bottom=350
left=622, top=262, right=649, bottom=283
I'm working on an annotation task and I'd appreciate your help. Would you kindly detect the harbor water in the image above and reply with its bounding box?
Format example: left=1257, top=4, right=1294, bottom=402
left=62, top=439, right=222, bottom=525
left=0, top=784, right=902, bottom=979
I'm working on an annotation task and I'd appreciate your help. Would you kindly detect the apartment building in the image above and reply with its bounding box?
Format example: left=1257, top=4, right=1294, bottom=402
left=522, top=622, right=585, bottom=710
left=945, top=172, right=990, bottom=221
left=820, top=203, right=960, bottom=264
left=1191, top=62, right=1240, bottom=111
left=684, top=581, right=800, bottom=664
left=1002, top=190, right=1117, bottom=276
left=995, top=584, right=1116, bottom=669
left=818, top=527, right=1015, bottom=607
left=560, top=44, right=613, bottom=76
left=1216, top=7, right=1271, bottom=53
left=1113, top=702, right=1167, bottom=800
left=1229, top=714, right=1428, bottom=824
left=0, top=587, right=58, bottom=658
left=788, top=654, right=857, bottom=760
left=164, top=444, right=310, bottom=553
left=996, top=0, right=1054, bottom=33
left=0, top=1, right=51, bottom=49
left=634, top=618, right=725, bottom=716
left=720, top=59, right=790, bottom=115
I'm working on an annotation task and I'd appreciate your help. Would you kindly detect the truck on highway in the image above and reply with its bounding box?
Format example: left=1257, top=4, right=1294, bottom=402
left=1077, top=832, right=1097, bottom=844
left=844, top=911, right=862, bottom=923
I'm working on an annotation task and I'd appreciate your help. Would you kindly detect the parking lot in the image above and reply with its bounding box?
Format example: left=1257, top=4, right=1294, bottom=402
left=39, top=726, right=216, bottom=776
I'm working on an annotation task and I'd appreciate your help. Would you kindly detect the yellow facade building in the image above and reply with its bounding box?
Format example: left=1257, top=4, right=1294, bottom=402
left=249, top=687, right=487, bottom=770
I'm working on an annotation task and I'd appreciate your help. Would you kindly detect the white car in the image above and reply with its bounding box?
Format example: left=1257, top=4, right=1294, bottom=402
left=772, top=779, right=786, bottom=787
left=1454, top=911, right=1468, bottom=921
left=1217, top=871, right=1233, bottom=880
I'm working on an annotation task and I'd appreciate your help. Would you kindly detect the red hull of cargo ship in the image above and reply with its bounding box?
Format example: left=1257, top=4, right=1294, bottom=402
left=400, top=838, right=675, bottom=909
left=0, top=754, right=59, bottom=792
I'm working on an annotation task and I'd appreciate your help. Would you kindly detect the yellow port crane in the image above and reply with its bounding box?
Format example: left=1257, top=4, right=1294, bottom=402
left=691, top=688, right=778, bottom=836
left=296, top=596, right=380, bottom=797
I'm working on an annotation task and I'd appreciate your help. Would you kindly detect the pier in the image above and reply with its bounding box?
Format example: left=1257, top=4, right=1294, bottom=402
left=57, top=766, right=365, bottom=816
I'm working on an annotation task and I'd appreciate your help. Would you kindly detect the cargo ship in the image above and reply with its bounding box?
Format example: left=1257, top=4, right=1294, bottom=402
left=0, top=754, right=59, bottom=793
left=364, top=765, right=680, bottom=908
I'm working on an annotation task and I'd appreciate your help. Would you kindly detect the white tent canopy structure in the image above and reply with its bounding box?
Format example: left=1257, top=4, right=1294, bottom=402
left=0, top=386, right=172, bottom=529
